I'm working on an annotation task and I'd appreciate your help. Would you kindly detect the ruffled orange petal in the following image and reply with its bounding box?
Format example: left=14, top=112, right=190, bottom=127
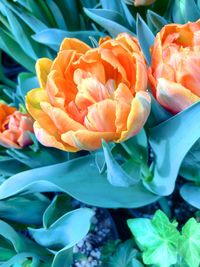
left=157, top=78, right=200, bottom=114
left=61, top=130, right=117, bottom=150
left=34, top=121, right=78, bottom=152
left=40, top=101, right=85, bottom=133
left=60, top=38, right=91, bottom=54
left=84, top=99, right=116, bottom=132
left=118, top=91, right=151, bottom=142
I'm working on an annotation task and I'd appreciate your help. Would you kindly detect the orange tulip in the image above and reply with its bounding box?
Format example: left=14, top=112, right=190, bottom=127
left=149, top=21, right=200, bottom=114
left=26, top=34, right=150, bottom=151
left=0, top=103, right=34, bottom=148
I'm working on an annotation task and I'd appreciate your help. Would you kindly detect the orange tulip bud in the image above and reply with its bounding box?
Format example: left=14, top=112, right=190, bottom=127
left=0, top=103, right=34, bottom=148
left=149, top=21, right=200, bottom=114
left=26, top=34, right=150, bottom=151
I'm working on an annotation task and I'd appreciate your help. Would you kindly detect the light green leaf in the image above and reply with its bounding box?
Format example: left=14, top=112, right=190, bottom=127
left=146, top=102, right=200, bottom=196
left=127, top=210, right=179, bottom=267
left=84, top=8, right=132, bottom=37
left=29, top=208, right=94, bottom=250
left=179, top=218, right=200, bottom=267
left=0, top=155, right=159, bottom=208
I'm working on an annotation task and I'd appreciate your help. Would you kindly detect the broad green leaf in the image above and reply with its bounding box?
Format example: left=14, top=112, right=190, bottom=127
left=102, top=140, right=140, bottom=187
left=108, top=240, right=139, bottom=267
left=136, top=14, right=155, bottom=65
left=127, top=210, right=179, bottom=267
left=29, top=208, right=94, bottom=250
left=32, top=28, right=104, bottom=50
left=146, top=102, right=200, bottom=196
left=180, top=184, right=200, bottom=209
left=0, top=155, right=159, bottom=208
left=84, top=8, right=132, bottom=37
left=172, top=0, right=200, bottom=23
left=179, top=218, right=200, bottom=267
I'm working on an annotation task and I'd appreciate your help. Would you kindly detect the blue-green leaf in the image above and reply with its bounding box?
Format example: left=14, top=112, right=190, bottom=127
left=29, top=208, right=94, bottom=250
left=84, top=8, right=132, bottom=37
left=172, top=0, right=200, bottom=23
left=146, top=102, right=200, bottom=196
left=136, top=14, right=155, bottom=65
left=180, top=184, right=200, bottom=209
left=0, top=155, right=159, bottom=208
left=32, top=28, right=104, bottom=50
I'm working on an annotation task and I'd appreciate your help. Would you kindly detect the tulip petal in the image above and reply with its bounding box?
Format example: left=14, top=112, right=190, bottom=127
left=60, top=38, right=91, bottom=53
left=84, top=99, right=116, bottom=132
left=40, top=101, right=85, bottom=133
left=157, top=78, right=200, bottom=114
left=118, top=91, right=151, bottom=141
left=36, top=58, right=52, bottom=89
left=34, top=122, right=78, bottom=152
left=0, top=133, right=20, bottom=149
left=61, top=130, right=117, bottom=150
left=26, top=88, right=60, bottom=136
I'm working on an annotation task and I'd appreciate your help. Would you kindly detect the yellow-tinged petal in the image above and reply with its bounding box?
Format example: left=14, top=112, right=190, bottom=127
left=61, top=130, right=117, bottom=150
left=26, top=88, right=59, bottom=136
left=118, top=91, right=151, bottom=142
left=36, top=58, right=52, bottom=89
left=157, top=78, right=200, bottom=114
left=34, top=121, right=78, bottom=152
left=60, top=38, right=91, bottom=53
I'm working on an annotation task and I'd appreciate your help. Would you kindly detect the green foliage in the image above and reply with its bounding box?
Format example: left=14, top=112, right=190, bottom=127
left=128, top=210, right=200, bottom=267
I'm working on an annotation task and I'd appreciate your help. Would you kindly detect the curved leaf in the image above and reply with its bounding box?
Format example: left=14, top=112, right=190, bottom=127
left=146, top=102, right=200, bottom=196
left=0, top=155, right=159, bottom=208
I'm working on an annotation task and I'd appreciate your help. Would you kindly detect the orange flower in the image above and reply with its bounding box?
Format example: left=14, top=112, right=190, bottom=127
left=0, top=103, right=34, bottom=148
left=149, top=21, right=200, bottom=114
left=26, top=34, right=150, bottom=151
